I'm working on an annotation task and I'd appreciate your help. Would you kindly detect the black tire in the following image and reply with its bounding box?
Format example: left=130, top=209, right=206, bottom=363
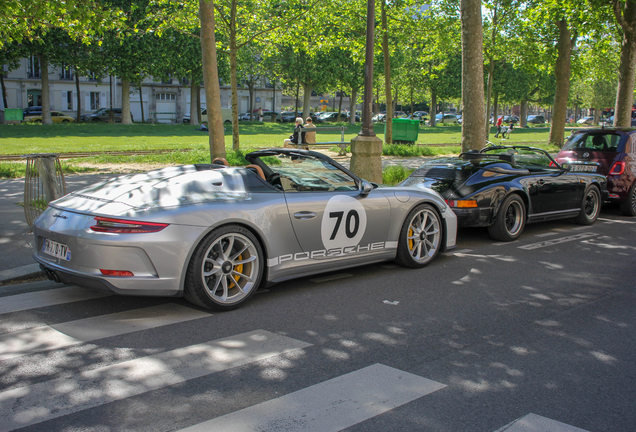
left=488, top=194, right=526, bottom=241
left=576, top=185, right=601, bottom=225
left=62, top=119, right=70, bottom=123
left=620, top=182, right=636, bottom=216
left=184, top=225, right=263, bottom=311
left=395, top=204, right=443, bottom=268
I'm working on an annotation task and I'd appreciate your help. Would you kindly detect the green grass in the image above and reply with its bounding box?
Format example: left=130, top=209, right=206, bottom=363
left=0, top=122, right=564, bottom=179
left=0, top=161, right=98, bottom=179
left=382, top=165, right=415, bottom=185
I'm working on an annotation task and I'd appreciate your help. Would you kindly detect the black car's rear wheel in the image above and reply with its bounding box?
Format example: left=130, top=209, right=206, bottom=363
left=395, top=204, right=442, bottom=268
left=576, top=185, right=601, bottom=224
left=620, top=182, right=636, bottom=216
left=185, top=225, right=263, bottom=311
left=488, top=194, right=526, bottom=241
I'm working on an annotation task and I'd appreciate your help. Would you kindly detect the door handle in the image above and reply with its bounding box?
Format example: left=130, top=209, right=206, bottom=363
left=294, top=211, right=316, bottom=220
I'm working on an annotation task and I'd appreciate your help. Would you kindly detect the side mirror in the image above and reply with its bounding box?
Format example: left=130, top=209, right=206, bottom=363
left=360, top=180, right=374, bottom=196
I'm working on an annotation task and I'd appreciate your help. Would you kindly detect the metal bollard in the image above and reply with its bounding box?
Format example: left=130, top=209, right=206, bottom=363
left=24, top=154, right=67, bottom=228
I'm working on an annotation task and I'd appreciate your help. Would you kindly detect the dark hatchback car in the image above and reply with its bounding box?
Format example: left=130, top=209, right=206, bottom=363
left=81, top=108, right=133, bottom=123
left=555, top=128, right=636, bottom=216
left=527, top=115, right=546, bottom=124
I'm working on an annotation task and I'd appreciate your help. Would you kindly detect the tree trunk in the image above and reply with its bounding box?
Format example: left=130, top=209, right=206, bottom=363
left=381, top=0, right=392, bottom=144
left=549, top=19, right=575, bottom=146
left=75, top=72, right=81, bottom=121
left=460, top=0, right=486, bottom=152
left=520, top=99, right=528, bottom=128
left=39, top=54, right=52, bottom=125
left=249, top=82, right=254, bottom=121
left=430, top=89, right=437, bottom=127
left=349, top=87, right=358, bottom=125
left=337, top=90, right=343, bottom=122
left=0, top=74, right=7, bottom=109
left=294, top=82, right=300, bottom=116
left=485, top=57, right=494, bottom=138
left=139, top=80, right=144, bottom=123
left=229, top=0, right=240, bottom=151
left=200, top=0, right=226, bottom=161
left=493, top=92, right=499, bottom=127
left=613, top=0, right=636, bottom=127
left=190, top=83, right=199, bottom=126
left=302, top=83, right=312, bottom=119
left=121, top=79, right=132, bottom=124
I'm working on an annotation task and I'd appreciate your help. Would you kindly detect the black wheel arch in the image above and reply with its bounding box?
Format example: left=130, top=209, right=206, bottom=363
left=492, top=188, right=530, bottom=222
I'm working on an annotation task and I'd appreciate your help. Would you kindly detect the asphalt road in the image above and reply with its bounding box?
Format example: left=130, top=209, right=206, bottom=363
left=0, top=206, right=634, bottom=432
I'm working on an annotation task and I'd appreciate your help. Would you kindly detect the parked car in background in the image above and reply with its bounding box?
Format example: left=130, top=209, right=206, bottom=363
left=403, top=145, right=606, bottom=241
left=319, top=112, right=350, bottom=122
left=183, top=108, right=232, bottom=125
left=577, top=116, right=595, bottom=125
left=431, top=113, right=459, bottom=124
left=372, top=113, right=386, bottom=123
left=277, top=111, right=297, bottom=123
left=601, top=116, right=614, bottom=126
left=502, top=115, right=519, bottom=124
left=527, top=115, right=546, bottom=124
left=24, top=111, right=75, bottom=123
left=81, top=108, right=133, bottom=123
left=555, top=128, right=636, bottom=216
left=23, top=106, right=42, bottom=116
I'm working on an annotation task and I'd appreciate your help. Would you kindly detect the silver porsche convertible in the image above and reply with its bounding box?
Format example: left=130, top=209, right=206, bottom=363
left=33, top=149, right=457, bottom=311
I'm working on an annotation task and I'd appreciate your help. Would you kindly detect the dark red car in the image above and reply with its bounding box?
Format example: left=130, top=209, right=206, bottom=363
left=556, top=128, right=636, bottom=216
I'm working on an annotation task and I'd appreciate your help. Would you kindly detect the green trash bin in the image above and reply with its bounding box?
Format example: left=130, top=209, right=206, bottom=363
left=385, top=118, right=419, bottom=144
left=4, top=108, right=24, bottom=123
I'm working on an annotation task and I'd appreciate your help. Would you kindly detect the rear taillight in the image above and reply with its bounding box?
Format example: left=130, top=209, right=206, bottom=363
left=445, top=199, right=478, bottom=208
left=609, top=161, right=625, bottom=175
left=90, top=217, right=168, bottom=233
left=100, top=269, right=134, bottom=277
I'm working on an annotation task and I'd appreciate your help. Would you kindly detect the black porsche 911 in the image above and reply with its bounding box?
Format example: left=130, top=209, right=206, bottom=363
left=401, top=145, right=608, bottom=241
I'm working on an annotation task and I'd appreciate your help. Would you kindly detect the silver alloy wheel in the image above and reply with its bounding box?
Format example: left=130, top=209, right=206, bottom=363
left=406, top=207, right=441, bottom=264
left=200, top=232, right=260, bottom=305
left=504, top=200, right=524, bottom=235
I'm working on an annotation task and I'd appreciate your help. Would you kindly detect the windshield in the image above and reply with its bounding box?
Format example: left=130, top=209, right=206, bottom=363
left=563, top=133, right=621, bottom=152
left=264, top=153, right=358, bottom=192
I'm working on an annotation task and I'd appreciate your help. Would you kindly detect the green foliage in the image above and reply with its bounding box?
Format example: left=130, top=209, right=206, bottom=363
left=382, top=144, right=436, bottom=157
left=382, top=165, right=415, bottom=185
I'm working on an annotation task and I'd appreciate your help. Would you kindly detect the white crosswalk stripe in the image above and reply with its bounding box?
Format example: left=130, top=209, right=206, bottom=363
left=494, top=413, right=590, bottom=432
left=0, top=303, right=210, bottom=360
left=0, top=286, right=110, bottom=315
left=0, top=330, right=311, bottom=431
left=177, top=363, right=446, bottom=432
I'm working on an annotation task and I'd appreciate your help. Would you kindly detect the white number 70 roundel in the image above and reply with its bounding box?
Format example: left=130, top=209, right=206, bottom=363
left=320, top=195, right=368, bottom=250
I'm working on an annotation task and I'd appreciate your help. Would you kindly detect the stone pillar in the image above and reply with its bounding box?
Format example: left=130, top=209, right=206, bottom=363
left=350, top=135, right=383, bottom=183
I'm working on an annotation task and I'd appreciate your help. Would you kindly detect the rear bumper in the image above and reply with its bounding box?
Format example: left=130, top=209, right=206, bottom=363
left=35, top=255, right=182, bottom=297
left=452, top=207, right=494, bottom=228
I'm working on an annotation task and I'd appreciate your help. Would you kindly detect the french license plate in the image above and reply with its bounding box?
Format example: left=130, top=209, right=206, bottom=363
left=569, top=164, right=597, bottom=172
left=42, top=239, right=72, bottom=261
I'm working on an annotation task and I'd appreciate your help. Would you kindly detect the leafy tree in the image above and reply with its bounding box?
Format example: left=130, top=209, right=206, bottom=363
left=460, top=0, right=486, bottom=151
left=0, top=42, right=26, bottom=109
left=200, top=0, right=226, bottom=160
left=610, top=0, right=636, bottom=126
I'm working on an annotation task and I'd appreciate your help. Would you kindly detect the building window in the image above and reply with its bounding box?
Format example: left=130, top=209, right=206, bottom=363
left=156, top=93, right=175, bottom=101
left=28, top=56, right=40, bottom=78
left=90, top=92, right=100, bottom=110
left=60, top=65, right=73, bottom=80
left=87, top=72, right=98, bottom=82
left=67, top=91, right=73, bottom=110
